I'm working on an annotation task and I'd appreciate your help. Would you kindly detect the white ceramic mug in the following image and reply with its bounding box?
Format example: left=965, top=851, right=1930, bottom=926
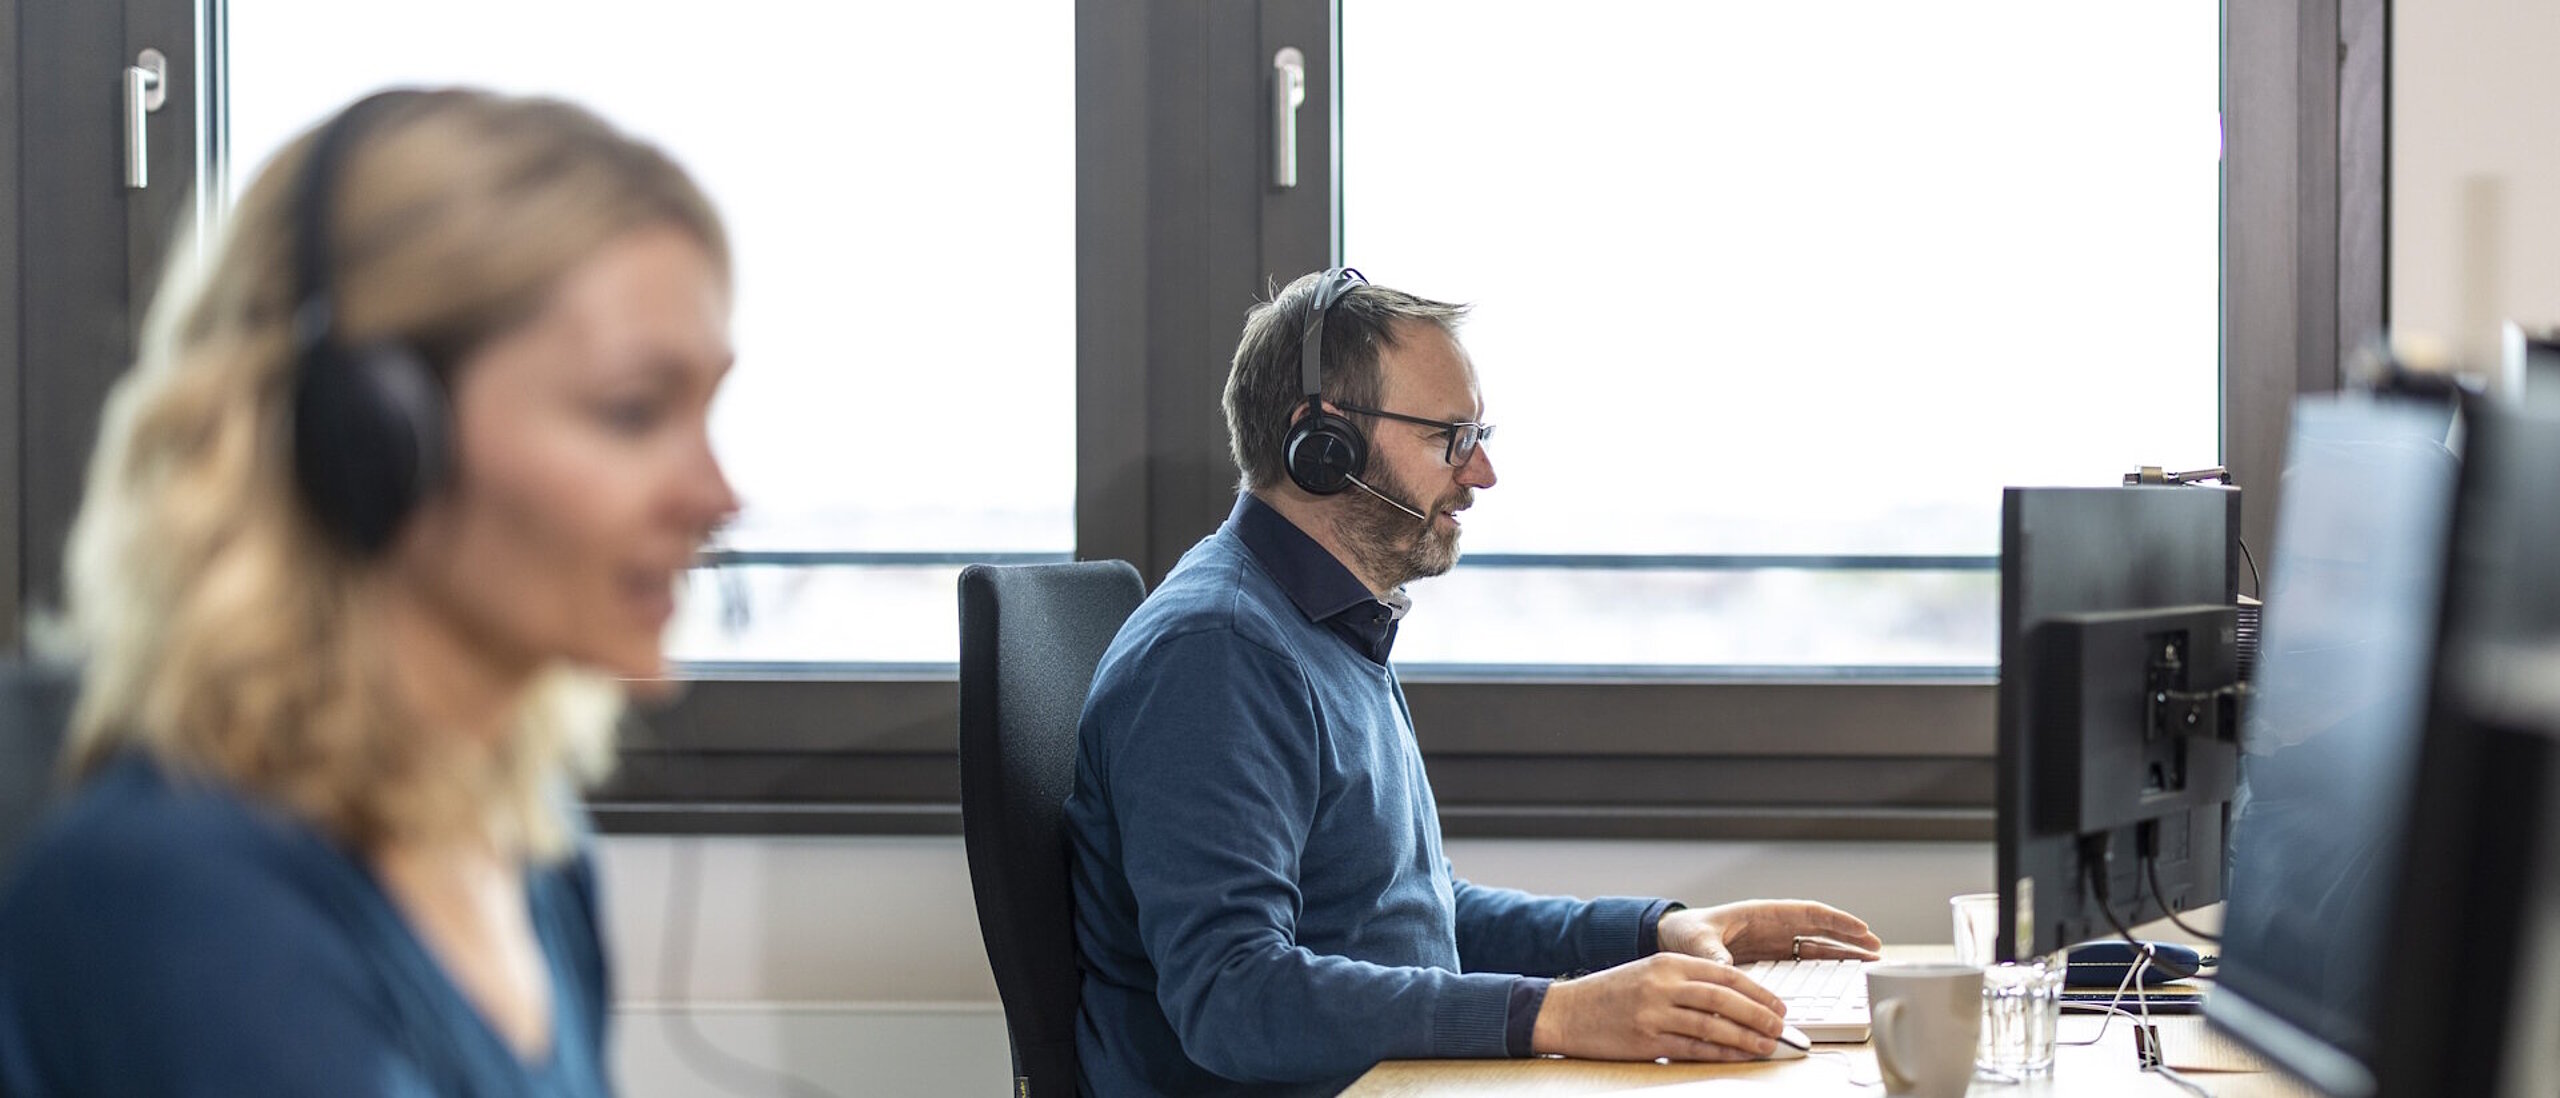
left=1866, top=962, right=1984, bottom=1098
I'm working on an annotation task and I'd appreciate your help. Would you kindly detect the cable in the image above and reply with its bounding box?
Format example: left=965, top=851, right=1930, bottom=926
left=2060, top=948, right=2153, bottom=1047
left=660, top=837, right=842, bottom=1098
left=2143, top=855, right=2223, bottom=944
left=2068, top=979, right=2193, bottom=1091
left=2063, top=1001, right=2148, bottom=1023
left=2237, top=538, right=2262, bottom=598
left=2059, top=872, right=2223, bottom=1097
left=2061, top=947, right=2212, bottom=1092
left=1805, top=1049, right=1881, bottom=1088
left=2075, top=1000, right=2221, bottom=1096
left=2112, top=871, right=2222, bottom=1096
left=2086, top=853, right=2204, bottom=981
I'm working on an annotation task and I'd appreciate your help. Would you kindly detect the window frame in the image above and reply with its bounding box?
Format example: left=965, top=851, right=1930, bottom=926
left=5, top=0, right=211, bottom=626
left=591, top=0, right=2389, bottom=840
left=9, top=0, right=2388, bottom=841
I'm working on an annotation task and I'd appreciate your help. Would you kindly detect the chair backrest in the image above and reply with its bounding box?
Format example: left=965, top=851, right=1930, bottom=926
left=0, top=661, right=77, bottom=874
left=957, top=560, right=1146, bottom=1098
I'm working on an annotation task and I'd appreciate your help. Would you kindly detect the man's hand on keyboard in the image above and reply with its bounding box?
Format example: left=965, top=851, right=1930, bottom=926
left=1659, top=900, right=1885, bottom=965
left=1529, top=953, right=1790, bottom=1063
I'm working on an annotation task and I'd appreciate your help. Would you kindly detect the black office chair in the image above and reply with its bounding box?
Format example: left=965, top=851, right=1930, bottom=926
left=0, top=661, right=78, bottom=873
left=957, top=560, right=1146, bottom=1098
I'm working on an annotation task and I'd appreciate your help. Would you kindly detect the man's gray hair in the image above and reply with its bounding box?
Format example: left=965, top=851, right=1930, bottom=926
left=1223, top=270, right=1470, bottom=491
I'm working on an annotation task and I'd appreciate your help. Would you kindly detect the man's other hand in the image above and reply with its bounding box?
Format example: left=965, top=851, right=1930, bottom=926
left=1527, top=953, right=1787, bottom=1062
left=1659, top=900, right=1885, bottom=965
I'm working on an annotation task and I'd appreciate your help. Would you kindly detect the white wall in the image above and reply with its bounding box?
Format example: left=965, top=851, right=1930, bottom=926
left=596, top=834, right=1989, bottom=1098
left=2392, top=0, right=2560, bottom=370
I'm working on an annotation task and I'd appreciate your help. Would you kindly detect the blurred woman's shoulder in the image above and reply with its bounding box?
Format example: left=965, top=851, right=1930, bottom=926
left=0, top=754, right=607, bottom=1096
left=0, top=756, right=417, bottom=1093
left=3, top=753, right=339, bottom=917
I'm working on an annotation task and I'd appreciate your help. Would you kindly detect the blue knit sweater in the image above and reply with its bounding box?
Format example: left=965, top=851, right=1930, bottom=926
left=1065, top=496, right=1663, bottom=1096
left=0, top=756, right=611, bottom=1097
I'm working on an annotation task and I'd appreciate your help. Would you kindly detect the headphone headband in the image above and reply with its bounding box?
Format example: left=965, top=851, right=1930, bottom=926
left=1298, top=266, right=1366, bottom=405
left=288, top=89, right=454, bottom=556
left=291, top=91, right=416, bottom=359
left=1281, top=267, right=1371, bottom=497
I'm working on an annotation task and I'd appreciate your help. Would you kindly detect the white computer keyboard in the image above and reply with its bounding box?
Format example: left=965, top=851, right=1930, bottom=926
left=1740, top=958, right=1873, bottom=1041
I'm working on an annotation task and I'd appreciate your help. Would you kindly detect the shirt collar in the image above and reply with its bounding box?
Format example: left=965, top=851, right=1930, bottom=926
left=1229, top=494, right=1376, bottom=623
left=1227, top=494, right=1408, bottom=664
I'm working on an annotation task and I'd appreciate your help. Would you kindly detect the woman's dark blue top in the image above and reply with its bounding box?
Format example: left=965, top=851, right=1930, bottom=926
left=0, top=755, right=611, bottom=1096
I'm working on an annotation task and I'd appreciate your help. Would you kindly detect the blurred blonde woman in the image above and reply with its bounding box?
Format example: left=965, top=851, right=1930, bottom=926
left=0, top=88, right=736, bottom=1096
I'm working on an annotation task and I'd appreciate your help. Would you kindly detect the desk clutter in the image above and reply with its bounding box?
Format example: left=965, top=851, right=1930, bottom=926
left=1341, top=1000, right=2314, bottom=1097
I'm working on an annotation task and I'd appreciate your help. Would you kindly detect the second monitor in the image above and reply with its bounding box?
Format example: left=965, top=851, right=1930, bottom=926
left=1995, top=485, right=2244, bottom=961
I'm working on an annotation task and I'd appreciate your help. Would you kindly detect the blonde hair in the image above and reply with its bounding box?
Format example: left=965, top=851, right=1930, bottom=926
left=57, top=89, right=729, bottom=858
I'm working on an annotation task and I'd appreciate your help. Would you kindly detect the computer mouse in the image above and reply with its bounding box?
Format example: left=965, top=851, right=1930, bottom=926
left=1761, top=1025, right=1811, bottom=1061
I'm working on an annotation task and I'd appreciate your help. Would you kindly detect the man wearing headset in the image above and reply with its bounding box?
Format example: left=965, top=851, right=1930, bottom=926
left=1063, top=269, right=1885, bottom=1096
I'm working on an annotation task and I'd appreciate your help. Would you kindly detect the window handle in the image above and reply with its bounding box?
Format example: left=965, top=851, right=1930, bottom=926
left=1272, top=47, right=1306, bottom=189
left=124, top=48, right=168, bottom=190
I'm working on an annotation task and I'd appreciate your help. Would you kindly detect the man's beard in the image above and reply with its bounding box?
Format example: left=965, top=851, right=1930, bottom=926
left=1338, top=465, right=1468, bottom=590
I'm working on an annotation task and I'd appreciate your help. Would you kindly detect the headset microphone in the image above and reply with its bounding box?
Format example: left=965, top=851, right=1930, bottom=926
left=1345, top=474, right=1429, bottom=524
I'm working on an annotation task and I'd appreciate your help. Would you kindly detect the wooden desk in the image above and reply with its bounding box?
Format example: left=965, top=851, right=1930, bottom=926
left=1346, top=1016, right=2320, bottom=1096
left=1347, top=942, right=2320, bottom=1097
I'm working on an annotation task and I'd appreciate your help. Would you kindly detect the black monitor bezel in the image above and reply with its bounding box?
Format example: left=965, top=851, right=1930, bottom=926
left=2199, top=393, right=2469, bottom=1096
left=1994, top=485, right=2242, bottom=963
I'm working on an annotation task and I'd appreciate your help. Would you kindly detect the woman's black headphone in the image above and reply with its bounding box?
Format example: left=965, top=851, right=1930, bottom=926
left=1281, top=267, right=1369, bottom=495
left=287, top=90, right=454, bottom=557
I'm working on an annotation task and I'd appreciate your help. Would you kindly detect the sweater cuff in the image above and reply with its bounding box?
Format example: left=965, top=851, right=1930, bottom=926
left=1640, top=900, right=1684, bottom=954
left=1428, top=974, right=1518, bottom=1059
left=1576, top=896, right=1664, bottom=969
left=1504, top=976, right=1552, bottom=1057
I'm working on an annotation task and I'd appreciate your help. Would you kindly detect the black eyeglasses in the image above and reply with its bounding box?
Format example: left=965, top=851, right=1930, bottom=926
left=1334, top=402, right=1495, bottom=467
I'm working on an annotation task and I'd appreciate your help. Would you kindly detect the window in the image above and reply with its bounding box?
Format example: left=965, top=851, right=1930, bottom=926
left=8, top=0, right=2376, bottom=837
left=226, top=0, right=1076, bottom=671
left=1342, top=1, right=2220, bottom=674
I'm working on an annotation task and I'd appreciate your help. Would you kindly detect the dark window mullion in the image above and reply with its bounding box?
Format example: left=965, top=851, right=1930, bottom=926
left=0, top=0, right=23, bottom=649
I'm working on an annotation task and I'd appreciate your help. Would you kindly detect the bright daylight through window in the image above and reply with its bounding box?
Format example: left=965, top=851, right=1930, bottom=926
left=1343, top=1, right=2220, bottom=675
left=225, top=1, right=2212, bottom=677
left=225, top=1, right=1074, bottom=672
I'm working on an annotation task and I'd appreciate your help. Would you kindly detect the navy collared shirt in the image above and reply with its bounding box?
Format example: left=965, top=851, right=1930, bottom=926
left=1227, top=494, right=1404, bottom=665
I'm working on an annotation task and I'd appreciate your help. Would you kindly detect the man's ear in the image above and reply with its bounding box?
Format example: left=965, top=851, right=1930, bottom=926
left=1287, top=398, right=1343, bottom=427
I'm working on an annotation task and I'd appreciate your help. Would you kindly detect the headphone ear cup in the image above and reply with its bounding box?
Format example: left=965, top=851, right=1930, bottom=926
left=291, top=340, right=452, bottom=555
left=1284, top=409, right=1367, bottom=495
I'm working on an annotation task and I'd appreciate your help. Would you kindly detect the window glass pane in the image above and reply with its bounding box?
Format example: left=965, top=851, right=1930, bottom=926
left=665, top=563, right=970, bottom=674
left=1396, top=565, right=1996, bottom=676
left=224, top=1, right=1073, bottom=669
left=1343, top=1, right=2219, bottom=671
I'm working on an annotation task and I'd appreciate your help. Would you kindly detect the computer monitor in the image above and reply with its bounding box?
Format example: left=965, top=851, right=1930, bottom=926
left=2499, top=322, right=2560, bottom=413
left=2203, top=394, right=2463, bottom=1096
left=1994, top=485, right=2243, bottom=961
left=2361, top=401, right=2560, bottom=1097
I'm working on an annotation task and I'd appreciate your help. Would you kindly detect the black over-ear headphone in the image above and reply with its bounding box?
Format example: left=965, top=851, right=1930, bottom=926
left=1282, top=267, right=1369, bottom=495
left=289, top=90, right=454, bottom=557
